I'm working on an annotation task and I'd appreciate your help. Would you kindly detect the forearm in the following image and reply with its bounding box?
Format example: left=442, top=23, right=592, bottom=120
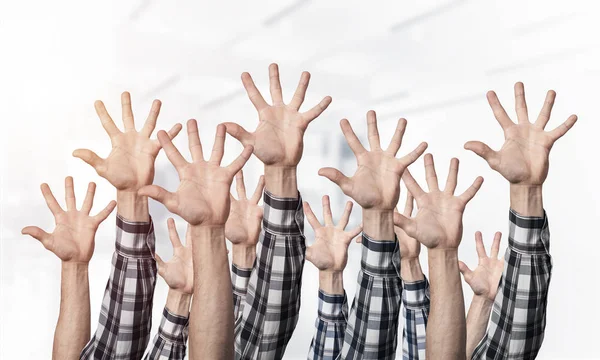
left=189, top=225, right=234, bottom=359
left=53, top=262, right=90, bottom=360
left=465, top=295, right=493, bottom=359
left=117, top=191, right=149, bottom=222
left=264, top=165, right=298, bottom=198
left=165, top=290, right=191, bottom=317
left=363, top=209, right=394, bottom=240
left=427, top=248, right=466, bottom=359
left=232, top=244, right=256, bottom=269
left=319, top=271, right=344, bottom=295
left=400, top=258, right=424, bottom=282
left=510, top=184, right=543, bottom=217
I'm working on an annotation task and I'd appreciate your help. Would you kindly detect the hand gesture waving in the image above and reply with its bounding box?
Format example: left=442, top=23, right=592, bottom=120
left=303, top=196, right=363, bottom=272
left=465, top=82, right=577, bottom=186
left=395, top=191, right=421, bottom=261
left=21, top=177, right=116, bottom=263
left=225, top=171, right=265, bottom=247
left=73, top=92, right=182, bottom=191
left=224, top=64, right=332, bottom=167
left=319, top=111, right=428, bottom=210
left=393, top=155, right=484, bottom=249
left=138, top=120, right=253, bottom=226
left=155, top=218, right=194, bottom=294
left=459, top=232, right=503, bottom=301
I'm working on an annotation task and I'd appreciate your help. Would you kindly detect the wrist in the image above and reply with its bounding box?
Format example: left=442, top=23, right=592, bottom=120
left=61, top=261, right=89, bottom=272
left=510, top=184, right=543, bottom=217
left=165, top=289, right=192, bottom=316
left=428, top=247, right=459, bottom=266
left=264, top=165, right=298, bottom=198
left=189, top=224, right=226, bottom=242
left=400, top=257, right=424, bottom=282
left=231, top=244, right=256, bottom=269
left=469, top=294, right=494, bottom=315
left=362, top=209, right=394, bottom=240
left=117, top=191, right=149, bottom=222
left=319, top=270, right=344, bottom=295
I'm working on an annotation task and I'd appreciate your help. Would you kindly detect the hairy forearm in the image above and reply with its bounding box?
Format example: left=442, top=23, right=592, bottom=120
left=232, top=244, right=256, bottom=269
left=53, top=262, right=90, bottom=360
left=117, top=191, right=149, bottom=221
left=427, top=248, right=466, bottom=359
left=510, top=185, right=543, bottom=217
left=319, top=271, right=344, bottom=295
left=363, top=209, right=394, bottom=240
left=264, top=165, right=298, bottom=198
left=466, top=295, right=494, bottom=359
left=189, top=225, right=234, bottom=359
left=400, top=258, right=424, bottom=282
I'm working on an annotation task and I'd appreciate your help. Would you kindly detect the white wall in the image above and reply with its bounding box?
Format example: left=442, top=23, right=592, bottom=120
left=1, top=1, right=599, bottom=358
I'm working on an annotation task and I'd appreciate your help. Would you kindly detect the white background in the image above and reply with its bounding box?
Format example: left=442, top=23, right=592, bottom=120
left=1, top=1, right=599, bottom=359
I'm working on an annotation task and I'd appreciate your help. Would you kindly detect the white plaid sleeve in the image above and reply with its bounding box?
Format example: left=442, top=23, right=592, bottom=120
left=144, top=307, right=189, bottom=360
left=232, top=264, right=252, bottom=320
left=308, top=290, right=348, bottom=360
left=401, top=278, right=430, bottom=360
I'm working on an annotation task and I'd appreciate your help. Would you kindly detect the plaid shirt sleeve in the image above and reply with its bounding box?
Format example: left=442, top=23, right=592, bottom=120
left=401, top=278, right=430, bottom=360
left=341, top=234, right=403, bottom=360
left=472, top=209, right=552, bottom=360
left=307, top=290, right=349, bottom=360
left=234, top=191, right=305, bottom=359
left=80, top=215, right=158, bottom=360
left=232, top=264, right=253, bottom=320
left=143, top=308, right=189, bottom=360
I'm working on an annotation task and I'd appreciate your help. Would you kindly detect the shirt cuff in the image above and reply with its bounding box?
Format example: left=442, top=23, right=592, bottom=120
left=231, top=264, right=252, bottom=296
left=402, top=277, right=430, bottom=310
left=508, top=209, right=550, bottom=255
left=317, top=290, right=348, bottom=323
left=157, top=307, right=189, bottom=345
left=115, top=214, right=155, bottom=258
left=262, top=190, right=304, bottom=236
left=360, top=233, right=400, bottom=278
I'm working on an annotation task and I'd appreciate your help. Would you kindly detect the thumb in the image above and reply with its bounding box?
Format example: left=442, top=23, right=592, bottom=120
left=464, top=141, right=499, bottom=168
left=138, top=185, right=178, bottom=211
left=223, top=122, right=254, bottom=147
left=458, top=260, right=473, bottom=281
left=318, top=167, right=352, bottom=194
left=73, top=149, right=107, bottom=174
left=22, top=226, right=51, bottom=246
left=155, top=253, right=166, bottom=276
left=393, top=212, right=417, bottom=238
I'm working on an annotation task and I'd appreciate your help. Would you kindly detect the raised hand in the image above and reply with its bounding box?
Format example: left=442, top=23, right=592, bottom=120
left=464, top=82, right=577, bottom=186
left=73, top=92, right=182, bottom=191
left=223, top=63, right=332, bottom=167
left=393, top=155, right=484, bottom=249
left=395, top=191, right=420, bottom=261
left=225, top=171, right=265, bottom=247
left=319, top=111, right=428, bottom=210
left=21, top=177, right=116, bottom=263
left=303, top=196, right=362, bottom=272
left=459, top=232, right=503, bottom=301
left=138, top=119, right=253, bottom=226
left=155, top=218, right=194, bottom=295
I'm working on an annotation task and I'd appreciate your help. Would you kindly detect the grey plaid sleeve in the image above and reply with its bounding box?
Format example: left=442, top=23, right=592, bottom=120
left=234, top=191, right=305, bottom=360
left=143, top=308, right=189, bottom=360
left=341, top=234, right=403, bottom=360
left=472, top=209, right=552, bottom=360
left=401, top=278, right=430, bottom=360
left=232, top=264, right=252, bottom=320
left=307, top=290, right=348, bottom=360
left=80, top=215, right=158, bottom=360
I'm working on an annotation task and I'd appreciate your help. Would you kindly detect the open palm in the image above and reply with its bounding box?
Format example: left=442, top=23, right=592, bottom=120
left=395, top=191, right=421, bottom=260
left=138, top=120, right=253, bottom=226
left=465, top=82, right=577, bottom=186
left=459, top=232, right=503, bottom=301
left=304, top=196, right=362, bottom=272
left=224, top=63, right=332, bottom=167
left=22, top=177, right=116, bottom=263
left=73, top=92, right=182, bottom=191
left=319, top=111, right=428, bottom=210
left=156, top=218, right=194, bottom=294
left=225, top=171, right=265, bottom=246
left=394, top=155, right=484, bottom=249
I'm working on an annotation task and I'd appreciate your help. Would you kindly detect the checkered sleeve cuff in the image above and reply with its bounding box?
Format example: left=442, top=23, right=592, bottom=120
left=508, top=209, right=550, bottom=255
left=232, top=264, right=252, bottom=296
left=402, top=277, right=430, bottom=310
left=157, top=307, right=189, bottom=345
left=317, top=290, right=348, bottom=323
left=360, top=233, right=400, bottom=278
left=115, top=215, right=155, bottom=258
left=262, top=190, right=304, bottom=236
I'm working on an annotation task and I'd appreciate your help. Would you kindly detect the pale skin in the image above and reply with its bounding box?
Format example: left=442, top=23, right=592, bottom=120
left=460, top=232, right=503, bottom=359
left=319, top=110, right=428, bottom=240
left=393, top=154, right=484, bottom=359
left=225, top=170, right=265, bottom=269
left=21, top=177, right=116, bottom=360
left=138, top=119, right=253, bottom=359
left=303, top=196, right=362, bottom=295
left=224, top=63, right=332, bottom=198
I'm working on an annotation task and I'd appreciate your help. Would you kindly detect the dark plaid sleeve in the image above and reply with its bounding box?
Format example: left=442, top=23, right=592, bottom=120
left=472, top=209, right=552, bottom=360
left=341, top=234, right=403, bottom=360
left=144, top=308, right=189, bottom=360
left=308, top=290, right=348, bottom=360
left=80, top=215, right=157, bottom=360
left=401, top=278, right=430, bottom=360
left=232, top=264, right=252, bottom=320
left=234, top=191, right=305, bottom=360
